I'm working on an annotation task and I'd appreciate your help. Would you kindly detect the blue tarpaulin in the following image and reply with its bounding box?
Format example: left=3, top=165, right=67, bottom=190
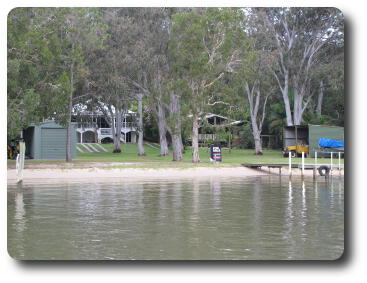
left=319, top=138, right=344, bottom=148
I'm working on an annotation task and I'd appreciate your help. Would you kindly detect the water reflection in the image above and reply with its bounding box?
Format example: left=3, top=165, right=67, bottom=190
left=211, top=179, right=221, bottom=211
left=8, top=176, right=344, bottom=260
left=301, top=181, right=307, bottom=223
left=12, top=190, right=26, bottom=258
left=14, top=191, right=25, bottom=222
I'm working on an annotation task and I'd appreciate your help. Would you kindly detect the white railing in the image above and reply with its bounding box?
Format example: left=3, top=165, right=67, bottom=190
left=77, top=122, right=98, bottom=129
left=77, top=121, right=135, bottom=130
left=198, top=134, right=216, bottom=141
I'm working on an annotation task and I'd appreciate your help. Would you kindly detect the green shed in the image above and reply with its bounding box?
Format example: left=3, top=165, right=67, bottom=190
left=23, top=120, right=77, bottom=160
left=283, top=124, right=344, bottom=157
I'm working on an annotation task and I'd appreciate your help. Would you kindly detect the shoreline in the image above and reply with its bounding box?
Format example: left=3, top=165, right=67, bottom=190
left=7, top=166, right=343, bottom=185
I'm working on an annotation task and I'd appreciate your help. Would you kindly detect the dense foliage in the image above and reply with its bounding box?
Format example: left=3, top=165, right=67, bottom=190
left=7, top=7, right=344, bottom=161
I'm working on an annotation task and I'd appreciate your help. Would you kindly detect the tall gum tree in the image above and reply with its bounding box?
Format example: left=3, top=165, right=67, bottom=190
left=102, top=7, right=168, bottom=157
left=63, top=8, right=105, bottom=161
left=169, top=8, right=244, bottom=163
left=261, top=7, right=343, bottom=126
left=89, top=8, right=142, bottom=154
left=127, top=8, right=186, bottom=158
left=234, top=10, right=275, bottom=155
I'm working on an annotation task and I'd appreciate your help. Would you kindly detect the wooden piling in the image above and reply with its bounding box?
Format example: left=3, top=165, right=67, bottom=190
left=330, top=152, right=333, bottom=176
left=289, top=151, right=292, bottom=178
left=301, top=152, right=305, bottom=177
left=313, top=151, right=317, bottom=179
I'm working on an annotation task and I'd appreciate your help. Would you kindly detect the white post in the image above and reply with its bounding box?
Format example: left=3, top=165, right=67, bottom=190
left=16, top=154, right=20, bottom=179
left=81, top=131, right=83, bottom=143
left=330, top=152, right=333, bottom=175
left=301, top=151, right=305, bottom=177
left=314, top=151, right=317, bottom=179
left=289, top=151, right=292, bottom=177
left=338, top=152, right=341, bottom=175
left=16, top=142, right=25, bottom=183
left=315, top=151, right=318, bottom=167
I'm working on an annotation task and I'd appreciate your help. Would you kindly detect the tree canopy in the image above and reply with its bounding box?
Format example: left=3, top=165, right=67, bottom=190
left=7, top=7, right=344, bottom=160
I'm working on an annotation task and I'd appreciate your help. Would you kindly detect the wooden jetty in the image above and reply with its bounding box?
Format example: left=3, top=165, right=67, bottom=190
left=241, top=163, right=344, bottom=177
left=241, top=163, right=315, bottom=169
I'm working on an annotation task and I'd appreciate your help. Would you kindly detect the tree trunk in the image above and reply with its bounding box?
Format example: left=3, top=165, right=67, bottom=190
left=113, top=108, right=122, bottom=153
left=252, top=129, right=263, bottom=155
left=293, top=82, right=304, bottom=125
left=168, top=92, right=183, bottom=161
left=157, top=101, right=169, bottom=156
left=137, top=95, right=145, bottom=156
left=66, top=94, right=73, bottom=162
left=191, top=112, right=200, bottom=163
left=249, top=104, right=263, bottom=155
left=66, top=60, right=74, bottom=163
left=107, top=105, right=119, bottom=154
left=179, top=133, right=184, bottom=154
left=316, top=80, right=324, bottom=117
left=171, top=134, right=183, bottom=161
left=245, top=81, right=266, bottom=156
left=282, top=71, right=294, bottom=126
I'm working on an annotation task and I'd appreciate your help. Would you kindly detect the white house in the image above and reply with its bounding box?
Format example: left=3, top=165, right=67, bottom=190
left=72, top=104, right=138, bottom=144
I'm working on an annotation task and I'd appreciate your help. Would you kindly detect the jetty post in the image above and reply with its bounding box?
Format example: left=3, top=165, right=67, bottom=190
left=338, top=152, right=341, bottom=175
left=289, top=151, right=292, bottom=178
left=330, top=152, right=333, bottom=176
left=16, top=141, right=25, bottom=183
left=313, top=151, right=317, bottom=179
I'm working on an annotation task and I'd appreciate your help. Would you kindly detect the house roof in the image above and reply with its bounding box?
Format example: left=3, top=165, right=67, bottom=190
left=205, top=113, right=245, bottom=123
left=204, top=113, right=229, bottom=120
left=199, top=113, right=246, bottom=126
left=73, top=101, right=136, bottom=116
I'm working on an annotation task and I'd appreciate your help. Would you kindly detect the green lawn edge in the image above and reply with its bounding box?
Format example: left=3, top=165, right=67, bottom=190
left=7, top=143, right=344, bottom=169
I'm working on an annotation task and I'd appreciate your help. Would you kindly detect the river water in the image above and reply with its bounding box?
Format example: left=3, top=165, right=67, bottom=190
left=7, top=176, right=344, bottom=260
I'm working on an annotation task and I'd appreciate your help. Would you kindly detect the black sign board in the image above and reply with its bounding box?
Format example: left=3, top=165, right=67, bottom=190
left=210, top=144, right=222, bottom=162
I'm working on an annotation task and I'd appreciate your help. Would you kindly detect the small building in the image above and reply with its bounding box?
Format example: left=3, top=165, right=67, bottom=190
left=197, top=113, right=245, bottom=143
left=283, top=124, right=344, bottom=157
left=22, top=120, right=77, bottom=159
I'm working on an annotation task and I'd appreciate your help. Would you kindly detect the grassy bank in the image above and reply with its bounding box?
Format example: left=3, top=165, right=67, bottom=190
left=7, top=143, right=344, bottom=169
left=77, top=143, right=288, bottom=164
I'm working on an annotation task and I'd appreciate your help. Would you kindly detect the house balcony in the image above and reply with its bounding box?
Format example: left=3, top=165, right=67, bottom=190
left=198, top=134, right=217, bottom=141
left=76, top=122, right=98, bottom=130
left=97, top=124, right=137, bottom=143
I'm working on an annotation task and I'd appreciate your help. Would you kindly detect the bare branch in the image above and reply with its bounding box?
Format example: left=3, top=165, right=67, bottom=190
left=203, top=72, right=224, bottom=89
left=207, top=101, right=231, bottom=106
left=123, top=76, right=150, bottom=95
left=272, top=70, right=284, bottom=93
left=259, top=92, right=271, bottom=131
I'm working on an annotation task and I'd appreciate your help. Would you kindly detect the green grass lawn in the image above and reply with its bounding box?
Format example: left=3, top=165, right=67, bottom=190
left=8, top=143, right=344, bottom=169
left=76, top=143, right=285, bottom=164
left=75, top=143, right=343, bottom=167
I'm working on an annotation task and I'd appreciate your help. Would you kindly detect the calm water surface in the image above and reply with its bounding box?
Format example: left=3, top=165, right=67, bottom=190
left=8, top=176, right=344, bottom=260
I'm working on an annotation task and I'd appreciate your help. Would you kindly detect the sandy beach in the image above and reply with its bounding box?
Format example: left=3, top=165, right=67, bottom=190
left=7, top=167, right=264, bottom=184
left=7, top=164, right=341, bottom=185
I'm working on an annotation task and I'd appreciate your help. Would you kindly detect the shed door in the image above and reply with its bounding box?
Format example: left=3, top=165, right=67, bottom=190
left=41, top=128, right=67, bottom=159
